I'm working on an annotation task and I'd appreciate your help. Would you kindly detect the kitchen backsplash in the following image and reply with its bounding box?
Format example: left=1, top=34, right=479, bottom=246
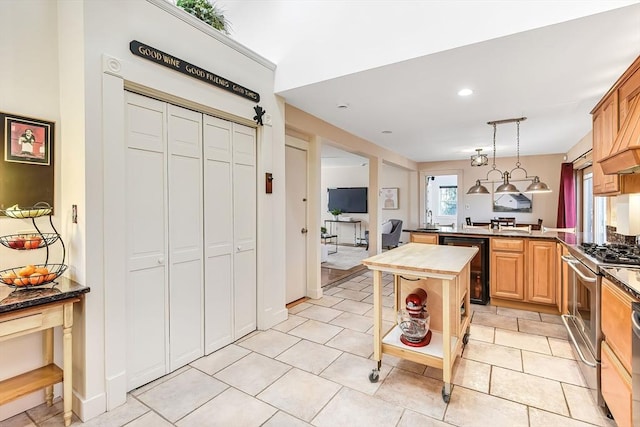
left=606, top=225, right=639, bottom=245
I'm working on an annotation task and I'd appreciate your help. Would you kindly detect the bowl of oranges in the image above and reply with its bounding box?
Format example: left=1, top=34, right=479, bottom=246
left=0, top=264, right=67, bottom=288
left=0, top=233, right=60, bottom=250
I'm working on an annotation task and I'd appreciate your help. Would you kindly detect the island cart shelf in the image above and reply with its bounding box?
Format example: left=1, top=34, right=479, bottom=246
left=362, top=242, right=478, bottom=402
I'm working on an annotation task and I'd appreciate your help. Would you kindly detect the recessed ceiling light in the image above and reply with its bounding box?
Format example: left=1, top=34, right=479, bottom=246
left=337, top=103, right=349, bottom=109
left=458, top=88, right=473, bottom=97
left=381, top=130, right=392, bottom=134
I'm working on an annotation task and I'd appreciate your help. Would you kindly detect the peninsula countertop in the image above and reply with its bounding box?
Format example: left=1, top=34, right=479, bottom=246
left=404, top=226, right=584, bottom=244
left=362, top=242, right=478, bottom=278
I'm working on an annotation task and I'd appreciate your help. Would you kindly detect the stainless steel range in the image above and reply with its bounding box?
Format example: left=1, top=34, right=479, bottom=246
left=562, top=242, right=640, bottom=409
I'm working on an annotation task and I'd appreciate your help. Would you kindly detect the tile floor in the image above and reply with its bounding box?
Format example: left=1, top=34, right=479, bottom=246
left=4, top=270, right=616, bottom=427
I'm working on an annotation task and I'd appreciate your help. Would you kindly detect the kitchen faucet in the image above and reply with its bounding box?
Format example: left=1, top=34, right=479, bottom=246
left=427, top=210, right=433, bottom=225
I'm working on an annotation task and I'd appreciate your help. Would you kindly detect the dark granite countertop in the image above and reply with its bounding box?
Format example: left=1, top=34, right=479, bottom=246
left=404, top=227, right=584, bottom=243
left=600, top=266, right=640, bottom=300
left=0, top=276, right=90, bottom=313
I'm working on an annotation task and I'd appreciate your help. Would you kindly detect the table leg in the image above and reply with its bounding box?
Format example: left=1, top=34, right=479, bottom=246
left=63, top=303, right=73, bottom=427
left=442, top=278, right=451, bottom=398
left=43, top=328, right=54, bottom=406
left=373, top=271, right=383, bottom=361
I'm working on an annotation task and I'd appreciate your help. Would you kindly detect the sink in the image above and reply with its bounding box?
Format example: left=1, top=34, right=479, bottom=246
left=418, top=226, right=439, bottom=231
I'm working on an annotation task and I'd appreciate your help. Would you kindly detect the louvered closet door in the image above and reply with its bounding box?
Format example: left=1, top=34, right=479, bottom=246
left=167, top=105, right=204, bottom=370
left=233, top=123, right=257, bottom=337
left=125, top=92, right=169, bottom=389
left=203, top=115, right=234, bottom=353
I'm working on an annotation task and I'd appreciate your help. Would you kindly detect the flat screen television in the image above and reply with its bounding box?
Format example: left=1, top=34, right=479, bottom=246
left=327, top=187, right=368, bottom=213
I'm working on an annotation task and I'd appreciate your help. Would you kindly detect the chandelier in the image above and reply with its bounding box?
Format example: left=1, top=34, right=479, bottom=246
left=470, top=148, right=488, bottom=167
left=467, top=117, right=552, bottom=195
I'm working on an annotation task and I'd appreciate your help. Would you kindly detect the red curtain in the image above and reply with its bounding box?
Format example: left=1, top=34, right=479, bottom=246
left=556, top=163, right=576, bottom=227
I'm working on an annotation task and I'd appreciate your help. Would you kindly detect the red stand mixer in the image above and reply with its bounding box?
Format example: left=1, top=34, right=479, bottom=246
left=398, top=288, right=432, bottom=347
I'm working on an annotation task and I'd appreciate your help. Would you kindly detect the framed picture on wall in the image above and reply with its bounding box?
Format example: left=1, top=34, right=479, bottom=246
left=0, top=112, right=55, bottom=212
left=381, top=187, right=399, bottom=209
left=4, top=114, right=52, bottom=165
left=492, top=181, right=532, bottom=213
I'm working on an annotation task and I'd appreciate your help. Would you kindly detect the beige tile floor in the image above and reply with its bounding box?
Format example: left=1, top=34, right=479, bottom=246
left=4, top=270, right=617, bottom=427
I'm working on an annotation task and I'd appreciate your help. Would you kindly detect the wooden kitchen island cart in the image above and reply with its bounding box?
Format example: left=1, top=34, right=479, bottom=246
left=362, top=242, right=478, bottom=402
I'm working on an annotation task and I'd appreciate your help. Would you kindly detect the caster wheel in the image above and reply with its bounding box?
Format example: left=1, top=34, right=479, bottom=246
left=369, top=370, right=379, bottom=383
left=441, top=385, right=451, bottom=403
left=463, top=333, right=470, bottom=345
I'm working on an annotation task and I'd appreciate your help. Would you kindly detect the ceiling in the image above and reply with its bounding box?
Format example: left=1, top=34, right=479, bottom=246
left=217, top=1, right=640, bottom=163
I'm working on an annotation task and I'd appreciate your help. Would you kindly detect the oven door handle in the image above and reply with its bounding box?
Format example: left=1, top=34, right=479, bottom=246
left=562, top=258, right=597, bottom=283
left=561, top=314, right=598, bottom=368
left=632, top=311, right=640, bottom=340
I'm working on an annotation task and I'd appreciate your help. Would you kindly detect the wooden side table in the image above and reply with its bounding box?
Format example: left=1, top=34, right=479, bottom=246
left=0, top=282, right=88, bottom=427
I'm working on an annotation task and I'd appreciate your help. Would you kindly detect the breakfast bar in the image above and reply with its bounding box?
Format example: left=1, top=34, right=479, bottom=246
left=362, top=242, right=478, bottom=402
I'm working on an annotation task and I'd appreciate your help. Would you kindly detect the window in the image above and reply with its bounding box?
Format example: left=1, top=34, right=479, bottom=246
left=439, top=186, right=457, bottom=216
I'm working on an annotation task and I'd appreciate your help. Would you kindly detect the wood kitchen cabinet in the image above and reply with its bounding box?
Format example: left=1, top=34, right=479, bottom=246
left=592, top=55, right=640, bottom=194
left=593, top=97, right=619, bottom=195
left=526, top=240, right=557, bottom=306
left=600, top=277, right=637, bottom=427
left=490, top=238, right=525, bottom=301
left=490, top=238, right=558, bottom=311
left=410, top=233, right=438, bottom=245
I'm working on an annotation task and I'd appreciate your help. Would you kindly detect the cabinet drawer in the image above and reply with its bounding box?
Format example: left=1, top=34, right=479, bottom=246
left=602, top=278, right=637, bottom=373
left=491, top=238, right=524, bottom=252
left=0, top=314, right=43, bottom=338
left=411, top=233, right=438, bottom=245
left=601, top=341, right=632, bottom=427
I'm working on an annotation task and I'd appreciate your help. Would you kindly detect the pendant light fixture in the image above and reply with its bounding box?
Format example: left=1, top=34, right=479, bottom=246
left=470, top=148, right=488, bottom=167
left=467, top=117, right=552, bottom=195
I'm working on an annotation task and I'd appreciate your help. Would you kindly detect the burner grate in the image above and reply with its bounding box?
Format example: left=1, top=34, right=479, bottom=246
left=580, top=242, right=640, bottom=266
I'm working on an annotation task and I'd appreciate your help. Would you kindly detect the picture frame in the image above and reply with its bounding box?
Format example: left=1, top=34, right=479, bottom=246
left=0, top=112, right=55, bottom=212
left=381, top=187, right=399, bottom=209
left=4, top=114, right=52, bottom=165
left=492, top=181, right=532, bottom=213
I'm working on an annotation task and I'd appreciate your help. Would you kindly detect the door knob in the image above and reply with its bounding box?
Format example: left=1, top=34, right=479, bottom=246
left=301, top=228, right=308, bottom=234
left=157, top=258, right=164, bottom=264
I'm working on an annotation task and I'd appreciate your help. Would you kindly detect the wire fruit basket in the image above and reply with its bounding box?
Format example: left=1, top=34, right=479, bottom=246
left=0, top=233, right=60, bottom=250
left=0, top=263, right=68, bottom=288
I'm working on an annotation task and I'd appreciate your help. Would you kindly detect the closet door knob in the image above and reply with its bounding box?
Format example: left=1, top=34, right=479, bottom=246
left=157, top=257, right=164, bottom=265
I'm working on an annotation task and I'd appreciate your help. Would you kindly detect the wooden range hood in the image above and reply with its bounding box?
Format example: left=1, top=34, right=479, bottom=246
left=600, top=95, right=640, bottom=175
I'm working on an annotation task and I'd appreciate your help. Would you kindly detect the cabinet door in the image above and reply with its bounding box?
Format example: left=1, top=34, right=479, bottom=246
left=232, top=123, right=257, bottom=338
left=602, top=278, right=636, bottom=373
left=168, top=105, right=204, bottom=370
left=602, top=341, right=632, bottom=427
left=618, top=66, right=640, bottom=124
left=526, top=240, right=557, bottom=305
left=411, top=233, right=438, bottom=244
left=490, top=251, right=524, bottom=300
left=125, top=92, right=169, bottom=389
left=203, top=116, right=234, bottom=354
left=593, top=98, right=620, bottom=195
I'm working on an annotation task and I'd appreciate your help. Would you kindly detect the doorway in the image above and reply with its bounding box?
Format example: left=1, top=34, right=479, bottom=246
left=285, top=144, right=308, bottom=303
left=425, top=174, right=459, bottom=227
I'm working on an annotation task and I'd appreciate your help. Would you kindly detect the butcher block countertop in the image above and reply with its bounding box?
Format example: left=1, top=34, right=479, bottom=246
left=361, top=242, right=478, bottom=279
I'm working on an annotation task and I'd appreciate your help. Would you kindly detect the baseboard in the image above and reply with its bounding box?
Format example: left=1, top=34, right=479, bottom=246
left=106, top=371, right=127, bottom=411
left=73, top=389, right=106, bottom=422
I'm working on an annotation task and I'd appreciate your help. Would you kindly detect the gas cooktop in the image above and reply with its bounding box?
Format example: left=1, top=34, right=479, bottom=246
left=580, top=243, right=640, bottom=266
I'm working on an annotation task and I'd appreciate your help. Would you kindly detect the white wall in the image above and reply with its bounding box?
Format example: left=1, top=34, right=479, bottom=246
left=1, top=0, right=286, bottom=421
left=320, top=163, right=413, bottom=244
left=420, top=153, right=564, bottom=228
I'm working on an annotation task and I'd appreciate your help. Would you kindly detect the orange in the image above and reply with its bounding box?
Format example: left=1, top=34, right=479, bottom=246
left=29, top=274, right=44, bottom=285
left=14, top=277, right=30, bottom=286
left=44, top=273, right=57, bottom=282
left=18, top=265, right=36, bottom=277
left=35, top=267, right=49, bottom=275
left=1, top=272, right=16, bottom=284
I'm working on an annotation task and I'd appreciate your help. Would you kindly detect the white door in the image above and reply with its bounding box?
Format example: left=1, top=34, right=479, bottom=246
left=203, top=115, right=234, bottom=353
left=125, top=92, right=169, bottom=390
left=232, top=123, right=257, bottom=337
left=167, top=105, right=204, bottom=370
left=285, top=145, right=307, bottom=303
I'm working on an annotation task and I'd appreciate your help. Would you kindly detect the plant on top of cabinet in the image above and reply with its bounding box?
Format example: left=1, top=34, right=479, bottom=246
left=177, top=0, right=230, bottom=34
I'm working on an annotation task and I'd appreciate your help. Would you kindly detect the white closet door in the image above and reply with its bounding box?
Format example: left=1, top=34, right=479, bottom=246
left=203, top=115, right=234, bottom=353
left=125, top=92, right=169, bottom=389
left=233, top=123, right=257, bottom=337
left=167, top=105, right=204, bottom=370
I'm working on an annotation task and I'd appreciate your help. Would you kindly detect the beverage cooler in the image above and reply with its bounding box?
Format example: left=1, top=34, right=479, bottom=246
left=438, top=236, right=490, bottom=304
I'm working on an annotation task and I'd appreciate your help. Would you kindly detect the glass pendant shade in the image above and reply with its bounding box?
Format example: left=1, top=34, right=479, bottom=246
left=495, top=173, right=520, bottom=194
left=525, top=176, right=552, bottom=193
left=466, top=179, right=490, bottom=194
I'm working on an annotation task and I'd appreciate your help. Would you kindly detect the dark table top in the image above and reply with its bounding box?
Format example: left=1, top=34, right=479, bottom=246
left=0, top=277, right=90, bottom=314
